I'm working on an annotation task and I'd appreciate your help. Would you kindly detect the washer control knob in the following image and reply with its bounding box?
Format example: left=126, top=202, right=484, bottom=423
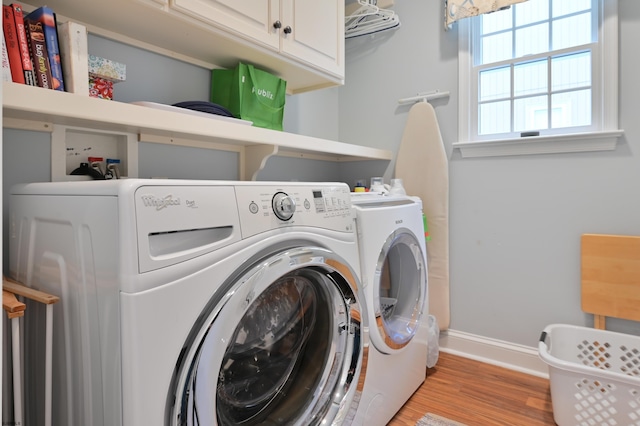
left=272, top=192, right=296, bottom=221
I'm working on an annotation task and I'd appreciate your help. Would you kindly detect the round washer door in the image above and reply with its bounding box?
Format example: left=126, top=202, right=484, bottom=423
left=167, top=246, right=365, bottom=426
left=369, top=228, right=427, bottom=354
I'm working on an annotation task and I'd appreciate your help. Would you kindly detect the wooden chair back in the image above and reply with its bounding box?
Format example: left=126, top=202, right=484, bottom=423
left=581, top=234, right=640, bottom=329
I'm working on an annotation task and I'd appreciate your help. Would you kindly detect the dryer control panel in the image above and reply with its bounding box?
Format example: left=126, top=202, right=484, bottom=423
left=235, top=183, right=354, bottom=238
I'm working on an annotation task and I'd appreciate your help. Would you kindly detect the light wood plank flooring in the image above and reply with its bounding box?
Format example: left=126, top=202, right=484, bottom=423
left=388, top=352, right=556, bottom=425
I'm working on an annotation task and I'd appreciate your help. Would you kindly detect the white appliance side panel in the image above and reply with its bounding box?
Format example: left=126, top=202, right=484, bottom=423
left=9, top=194, right=122, bottom=426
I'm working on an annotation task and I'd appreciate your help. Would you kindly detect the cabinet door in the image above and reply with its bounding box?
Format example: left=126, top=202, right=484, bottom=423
left=279, top=0, right=344, bottom=79
left=170, top=0, right=280, bottom=50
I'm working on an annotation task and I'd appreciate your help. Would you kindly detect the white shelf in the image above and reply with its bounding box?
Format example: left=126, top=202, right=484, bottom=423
left=3, top=83, right=392, bottom=180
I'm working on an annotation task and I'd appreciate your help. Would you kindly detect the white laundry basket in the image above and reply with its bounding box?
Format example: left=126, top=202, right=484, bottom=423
left=539, top=324, right=640, bottom=426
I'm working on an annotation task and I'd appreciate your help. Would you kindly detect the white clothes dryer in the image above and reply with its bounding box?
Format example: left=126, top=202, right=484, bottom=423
left=9, top=179, right=367, bottom=426
left=349, top=192, right=429, bottom=426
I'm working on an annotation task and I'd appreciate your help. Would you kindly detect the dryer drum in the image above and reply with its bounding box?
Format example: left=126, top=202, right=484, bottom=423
left=374, top=230, right=426, bottom=351
left=216, top=275, right=317, bottom=423
left=220, top=276, right=316, bottom=355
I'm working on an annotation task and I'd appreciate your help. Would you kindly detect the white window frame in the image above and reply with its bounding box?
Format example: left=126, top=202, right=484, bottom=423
left=452, top=0, right=623, bottom=158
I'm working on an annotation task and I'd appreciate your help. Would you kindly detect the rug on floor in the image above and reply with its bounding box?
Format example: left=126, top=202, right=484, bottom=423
left=415, top=413, right=467, bottom=426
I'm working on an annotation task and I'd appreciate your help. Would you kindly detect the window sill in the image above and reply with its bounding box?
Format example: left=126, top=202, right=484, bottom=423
left=452, top=130, right=625, bottom=158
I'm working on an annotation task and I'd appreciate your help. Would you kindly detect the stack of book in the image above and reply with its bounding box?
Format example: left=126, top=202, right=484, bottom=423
left=2, top=3, right=89, bottom=94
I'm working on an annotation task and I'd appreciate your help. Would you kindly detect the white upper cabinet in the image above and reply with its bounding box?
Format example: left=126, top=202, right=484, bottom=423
left=169, top=0, right=281, bottom=50
left=280, top=1, right=343, bottom=78
left=168, top=0, right=343, bottom=79
left=18, top=0, right=344, bottom=93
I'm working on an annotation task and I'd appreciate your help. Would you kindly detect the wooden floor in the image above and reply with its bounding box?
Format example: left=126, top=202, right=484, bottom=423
left=388, top=352, right=556, bottom=425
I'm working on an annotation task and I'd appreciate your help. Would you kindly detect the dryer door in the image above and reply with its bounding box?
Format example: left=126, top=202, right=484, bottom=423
left=370, top=228, right=427, bottom=354
left=168, top=246, right=365, bottom=426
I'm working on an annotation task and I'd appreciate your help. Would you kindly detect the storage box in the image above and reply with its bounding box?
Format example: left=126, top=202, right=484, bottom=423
left=88, top=55, right=126, bottom=81
left=538, top=324, right=640, bottom=426
left=89, top=77, right=114, bottom=100
left=88, top=55, right=126, bottom=100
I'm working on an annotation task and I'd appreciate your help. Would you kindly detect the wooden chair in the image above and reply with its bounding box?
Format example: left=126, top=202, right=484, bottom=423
left=3, top=289, right=26, bottom=423
left=3, top=276, right=60, bottom=426
left=581, top=234, right=640, bottom=330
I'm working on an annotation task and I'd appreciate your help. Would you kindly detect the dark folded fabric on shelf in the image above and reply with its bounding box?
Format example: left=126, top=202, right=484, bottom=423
left=172, top=101, right=234, bottom=118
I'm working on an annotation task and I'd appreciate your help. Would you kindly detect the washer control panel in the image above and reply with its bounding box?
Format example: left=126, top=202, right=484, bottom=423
left=235, top=183, right=354, bottom=238
left=272, top=192, right=296, bottom=221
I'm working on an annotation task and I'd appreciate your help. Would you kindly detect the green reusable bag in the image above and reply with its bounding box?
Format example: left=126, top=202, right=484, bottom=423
left=211, top=63, right=287, bottom=131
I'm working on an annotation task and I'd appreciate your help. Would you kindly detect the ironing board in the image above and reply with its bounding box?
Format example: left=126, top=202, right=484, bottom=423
left=395, top=101, right=450, bottom=330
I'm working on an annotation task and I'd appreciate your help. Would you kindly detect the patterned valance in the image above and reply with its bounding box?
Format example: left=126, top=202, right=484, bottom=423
left=445, top=0, right=528, bottom=28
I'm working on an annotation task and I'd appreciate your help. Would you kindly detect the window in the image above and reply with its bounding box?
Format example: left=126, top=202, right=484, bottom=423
left=454, top=0, right=622, bottom=158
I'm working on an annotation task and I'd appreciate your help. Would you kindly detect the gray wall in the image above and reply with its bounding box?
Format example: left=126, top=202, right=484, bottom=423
left=337, top=1, right=640, bottom=346
left=4, top=3, right=640, bottom=351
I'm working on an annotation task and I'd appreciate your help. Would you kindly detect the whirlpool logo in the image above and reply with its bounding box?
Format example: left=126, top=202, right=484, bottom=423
left=140, top=194, right=181, bottom=211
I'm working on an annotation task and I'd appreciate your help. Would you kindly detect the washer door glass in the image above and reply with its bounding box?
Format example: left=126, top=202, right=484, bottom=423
left=373, top=229, right=427, bottom=353
left=216, top=274, right=320, bottom=424
left=169, top=247, right=364, bottom=426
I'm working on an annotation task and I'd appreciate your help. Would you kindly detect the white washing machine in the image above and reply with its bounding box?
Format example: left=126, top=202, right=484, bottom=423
left=349, top=192, right=429, bottom=426
left=9, top=179, right=368, bottom=426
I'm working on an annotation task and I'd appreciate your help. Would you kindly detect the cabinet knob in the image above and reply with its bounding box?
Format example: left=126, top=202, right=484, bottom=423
left=273, top=20, right=282, bottom=29
left=283, top=26, right=292, bottom=34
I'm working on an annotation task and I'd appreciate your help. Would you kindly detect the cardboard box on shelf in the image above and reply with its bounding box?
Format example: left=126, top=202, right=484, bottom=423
left=88, top=54, right=125, bottom=100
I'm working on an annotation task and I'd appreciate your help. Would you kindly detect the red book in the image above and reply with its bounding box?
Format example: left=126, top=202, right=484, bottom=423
left=2, top=5, right=24, bottom=83
left=10, top=3, right=36, bottom=86
left=24, top=17, right=53, bottom=89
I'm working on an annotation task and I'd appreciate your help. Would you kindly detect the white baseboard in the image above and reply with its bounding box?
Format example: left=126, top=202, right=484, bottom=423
left=438, top=329, right=549, bottom=379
